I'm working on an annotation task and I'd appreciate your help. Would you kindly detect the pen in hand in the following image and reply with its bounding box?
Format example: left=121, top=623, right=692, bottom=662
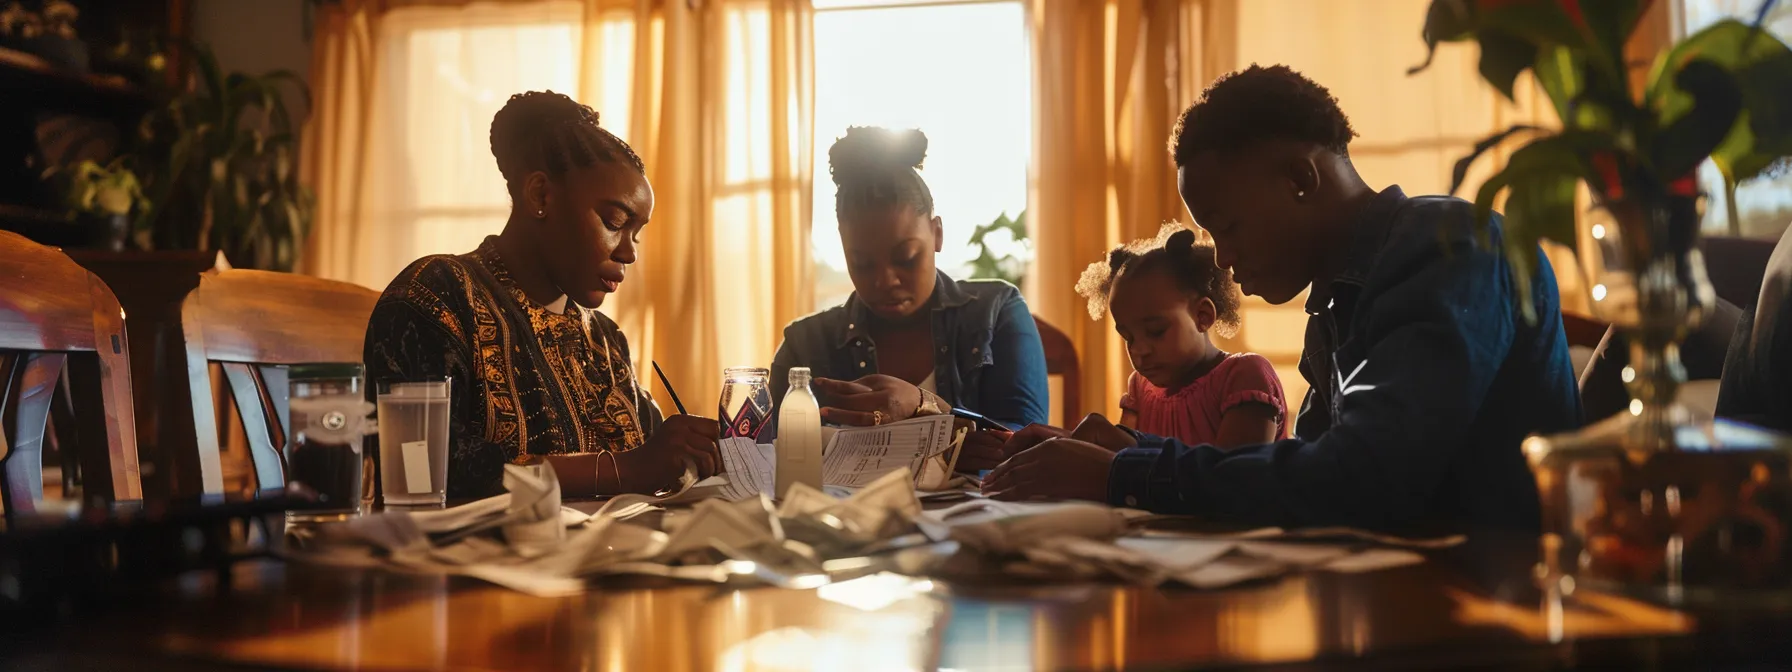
left=651, top=361, right=688, bottom=415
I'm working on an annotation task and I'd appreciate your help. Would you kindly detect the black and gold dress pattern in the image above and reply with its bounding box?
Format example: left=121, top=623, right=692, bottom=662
left=363, top=237, right=662, bottom=499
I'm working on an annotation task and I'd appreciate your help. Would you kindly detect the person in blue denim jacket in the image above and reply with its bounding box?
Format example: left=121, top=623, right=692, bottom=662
left=768, top=127, right=1049, bottom=469
left=984, top=65, right=1582, bottom=535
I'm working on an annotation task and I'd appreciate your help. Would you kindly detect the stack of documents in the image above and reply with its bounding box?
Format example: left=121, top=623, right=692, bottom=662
left=717, top=415, right=967, bottom=499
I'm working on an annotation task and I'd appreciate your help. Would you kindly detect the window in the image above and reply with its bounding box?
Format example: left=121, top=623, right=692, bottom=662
left=810, top=0, right=1033, bottom=310
left=1681, top=0, right=1792, bottom=237
left=348, top=2, right=635, bottom=294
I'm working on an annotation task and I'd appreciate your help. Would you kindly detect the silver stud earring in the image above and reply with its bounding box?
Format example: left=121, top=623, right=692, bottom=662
left=536, top=210, right=546, bottom=218
left=1295, top=190, right=1306, bottom=198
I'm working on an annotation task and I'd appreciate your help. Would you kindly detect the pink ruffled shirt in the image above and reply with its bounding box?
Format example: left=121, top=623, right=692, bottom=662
left=1119, top=352, right=1289, bottom=446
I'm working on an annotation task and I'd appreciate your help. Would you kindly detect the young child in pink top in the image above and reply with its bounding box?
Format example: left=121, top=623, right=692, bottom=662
left=1076, top=223, right=1288, bottom=448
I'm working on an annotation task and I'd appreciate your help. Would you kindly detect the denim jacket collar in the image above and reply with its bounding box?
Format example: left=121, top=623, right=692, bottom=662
left=1305, top=185, right=1408, bottom=316
left=836, top=270, right=975, bottom=348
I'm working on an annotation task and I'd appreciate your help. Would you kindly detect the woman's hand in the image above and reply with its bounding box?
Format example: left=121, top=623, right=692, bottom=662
left=1070, top=413, right=1138, bottom=452
left=999, top=423, right=1070, bottom=458
left=981, top=438, right=1117, bottom=502
left=813, top=375, right=923, bottom=426
left=957, top=429, right=1011, bottom=473
left=618, top=414, right=721, bottom=486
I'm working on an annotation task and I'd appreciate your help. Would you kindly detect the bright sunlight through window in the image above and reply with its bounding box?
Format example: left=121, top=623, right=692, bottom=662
left=810, top=0, right=1032, bottom=311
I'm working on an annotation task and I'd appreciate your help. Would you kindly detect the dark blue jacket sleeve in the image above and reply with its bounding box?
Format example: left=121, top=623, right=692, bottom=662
left=1107, top=242, right=1516, bottom=531
left=979, top=291, right=1051, bottom=429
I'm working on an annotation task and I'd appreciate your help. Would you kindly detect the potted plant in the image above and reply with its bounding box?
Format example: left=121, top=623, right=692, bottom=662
left=52, top=157, right=147, bottom=251
left=134, top=42, right=314, bottom=271
left=967, top=210, right=1031, bottom=287
left=1413, top=0, right=1792, bottom=604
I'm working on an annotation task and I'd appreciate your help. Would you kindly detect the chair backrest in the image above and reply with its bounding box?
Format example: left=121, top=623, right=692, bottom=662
left=181, top=269, right=379, bottom=494
left=0, top=231, right=140, bottom=519
left=1033, top=314, right=1081, bottom=427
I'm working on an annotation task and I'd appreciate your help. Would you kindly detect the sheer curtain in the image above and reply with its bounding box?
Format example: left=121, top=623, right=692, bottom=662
left=1028, top=0, right=1230, bottom=423
left=1028, top=0, right=1589, bottom=419
left=301, top=0, right=813, bottom=409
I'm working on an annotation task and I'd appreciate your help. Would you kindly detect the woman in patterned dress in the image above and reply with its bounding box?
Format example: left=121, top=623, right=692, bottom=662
left=363, top=91, right=720, bottom=499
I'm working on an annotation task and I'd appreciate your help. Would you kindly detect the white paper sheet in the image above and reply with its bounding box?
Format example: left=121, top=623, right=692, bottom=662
left=719, top=437, right=775, bottom=500
left=822, top=415, right=956, bottom=488
left=711, top=417, right=959, bottom=498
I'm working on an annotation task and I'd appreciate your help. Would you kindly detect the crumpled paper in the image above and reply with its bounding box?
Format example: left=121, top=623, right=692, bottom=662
left=916, top=499, right=1442, bottom=589
left=287, top=463, right=929, bottom=596
left=290, top=462, right=1445, bottom=596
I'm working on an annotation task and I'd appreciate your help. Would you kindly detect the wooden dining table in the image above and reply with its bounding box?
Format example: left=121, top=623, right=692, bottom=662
left=7, top=526, right=1792, bottom=671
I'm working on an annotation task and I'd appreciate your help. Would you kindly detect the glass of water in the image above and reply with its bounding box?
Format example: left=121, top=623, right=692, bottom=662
left=377, top=378, right=452, bottom=508
left=287, top=363, right=370, bottom=523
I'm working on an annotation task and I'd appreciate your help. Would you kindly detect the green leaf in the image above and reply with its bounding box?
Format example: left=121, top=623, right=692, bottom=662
left=1651, top=59, right=1744, bottom=180
left=1478, top=30, right=1538, bottom=99
left=1412, top=0, right=1478, bottom=75
left=1467, top=133, right=1609, bottom=243
left=1578, top=0, right=1651, bottom=80
left=1451, top=124, right=1544, bottom=195
left=1492, top=169, right=1581, bottom=324
left=1716, top=44, right=1792, bottom=182
left=1534, top=44, right=1584, bottom=123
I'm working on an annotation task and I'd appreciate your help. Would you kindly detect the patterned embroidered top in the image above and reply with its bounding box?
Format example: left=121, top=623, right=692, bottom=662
left=363, top=237, right=662, bottom=499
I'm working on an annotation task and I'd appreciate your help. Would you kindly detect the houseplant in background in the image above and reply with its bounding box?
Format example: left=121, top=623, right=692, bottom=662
left=55, top=157, right=147, bottom=252
left=134, top=42, right=313, bottom=271
left=967, top=210, right=1032, bottom=287
left=1413, top=0, right=1792, bottom=605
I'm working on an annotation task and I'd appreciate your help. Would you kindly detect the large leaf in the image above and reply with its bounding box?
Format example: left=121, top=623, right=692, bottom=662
left=1467, top=132, right=1612, bottom=245
left=1651, top=59, right=1745, bottom=181
left=1502, top=172, right=1582, bottom=322
left=1579, top=0, right=1655, bottom=76
left=1647, top=18, right=1788, bottom=111
left=1478, top=30, right=1541, bottom=99
left=1533, top=44, right=1584, bottom=122
left=1450, top=124, right=1545, bottom=195
left=1714, top=42, right=1792, bottom=182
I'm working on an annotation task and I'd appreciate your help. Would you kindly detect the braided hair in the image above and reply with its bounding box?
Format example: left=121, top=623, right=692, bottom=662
left=1075, top=222, right=1242, bottom=338
left=828, top=126, right=935, bottom=220
left=490, top=91, right=643, bottom=198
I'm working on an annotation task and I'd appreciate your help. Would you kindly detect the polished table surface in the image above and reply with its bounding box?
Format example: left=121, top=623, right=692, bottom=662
left=10, top=534, right=1792, bottom=671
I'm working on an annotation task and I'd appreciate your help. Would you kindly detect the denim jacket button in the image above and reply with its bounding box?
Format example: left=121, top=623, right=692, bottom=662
left=1124, top=495, right=1139, bottom=507
left=859, top=361, right=867, bottom=368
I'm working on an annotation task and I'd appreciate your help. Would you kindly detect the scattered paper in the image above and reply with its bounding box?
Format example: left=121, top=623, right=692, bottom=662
left=290, top=458, right=1438, bottom=597
left=719, top=437, right=775, bottom=500
left=823, top=416, right=956, bottom=488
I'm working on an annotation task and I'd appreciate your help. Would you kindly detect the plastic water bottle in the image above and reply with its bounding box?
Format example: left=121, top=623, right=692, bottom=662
left=776, top=367, right=823, bottom=497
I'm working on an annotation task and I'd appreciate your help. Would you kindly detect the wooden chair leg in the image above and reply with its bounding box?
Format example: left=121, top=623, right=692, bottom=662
left=66, top=353, right=142, bottom=505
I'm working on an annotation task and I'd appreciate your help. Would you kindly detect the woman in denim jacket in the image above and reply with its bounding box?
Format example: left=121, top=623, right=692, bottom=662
left=768, top=127, right=1049, bottom=469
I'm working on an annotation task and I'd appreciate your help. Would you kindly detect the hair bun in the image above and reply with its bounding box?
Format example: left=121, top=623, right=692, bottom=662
left=501, top=91, right=599, bottom=130
left=828, top=126, right=928, bottom=186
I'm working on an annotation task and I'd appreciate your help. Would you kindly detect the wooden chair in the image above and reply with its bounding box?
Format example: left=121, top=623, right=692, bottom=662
left=1033, top=314, right=1082, bottom=427
left=0, top=231, right=140, bottom=518
left=180, top=269, right=379, bottom=495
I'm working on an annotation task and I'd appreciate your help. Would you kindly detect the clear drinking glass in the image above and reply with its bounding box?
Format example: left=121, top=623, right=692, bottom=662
left=719, top=367, right=773, bottom=441
left=377, top=378, right=453, bottom=508
left=286, top=363, right=370, bottom=523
